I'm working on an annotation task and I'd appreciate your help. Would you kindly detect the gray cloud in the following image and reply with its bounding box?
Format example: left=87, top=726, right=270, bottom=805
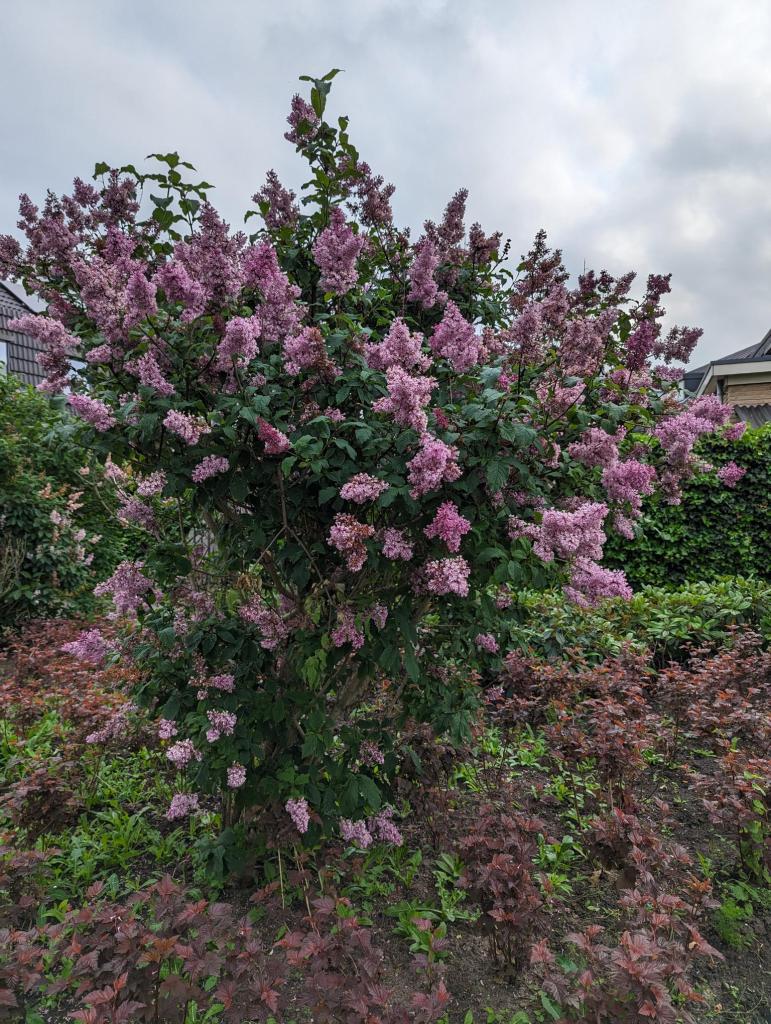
left=2, top=0, right=770, bottom=364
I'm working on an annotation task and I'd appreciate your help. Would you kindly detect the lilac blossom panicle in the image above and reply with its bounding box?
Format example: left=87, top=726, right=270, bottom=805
left=166, top=794, right=199, bottom=820
left=380, top=527, right=414, bottom=561
left=215, top=315, right=261, bottom=369
left=85, top=703, right=137, bottom=745
left=126, top=351, right=175, bottom=396
left=282, top=326, right=334, bottom=376
left=205, top=710, right=237, bottom=742
left=136, top=471, right=167, bottom=497
left=340, top=817, right=373, bottom=849
left=406, top=435, right=462, bottom=498
left=163, top=409, right=211, bottom=446
left=158, top=719, right=178, bottom=740
left=208, top=673, right=235, bottom=692
left=252, top=169, right=299, bottom=231
left=365, top=317, right=431, bottom=372
left=331, top=610, right=364, bottom=650
left=242, top=242, right=302, bottom=342
left=423, top=501, right=471, bottom=553
left=475, top=633, right=499, bottom=654
left=227, top=764, right=247, bottom=789
left=564, top=558, right=632, bottom=607
left=717, top=461, right=746, bottom=488
left=429, top=300, right=481, bottom=372
left=67, top=394, right=116, bottom=431
left=191, top=455, right=230, bottom=483
left=368, top=807, right=403, bottom=846
left=93, top=561, right=153, bottom=617
left=372, top=366, right=437, bottom=434
left=312, top=206, right=365, bottom=295
left=339, top=473, right=390, bottom=504
left=239, top=595, right=291, bottom=650
left=61, top=628, right=108, bottom=665
left=166, top=739, right=202, bottom=768
left=257, top=419, right=292, bottom=455
left=328, top=513, right=375, bottom=573
left=286, top=797, right=310, bottom=834
left=407, top=238, right=444, bottom=309
left=7, top=315, right=76, bottom=393
left=419, top=556, right=471, bottom=597
left=118, top=497, right=157, bottom=533
left=285, top=95, right=319, bottom=146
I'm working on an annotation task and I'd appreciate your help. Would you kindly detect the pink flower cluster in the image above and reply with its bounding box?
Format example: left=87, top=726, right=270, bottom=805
left=419, top=556, right=471, bottom=597
left=61, top=628, right=107, bottom=665
left=239, top=596, right=291, bottom=650
left=424, top=502, right=471, bottom=553
left=475, top=633, right=499, bottom=654
left=215, top=315, right=261, bottom=369
left=406, top=436, right=462, bottom=499
left=328, top=513, right=375, bottom=572
left=564, top=557, right=633, bottom=607
left=430, top=300, right=480, bottom=372
left=407, top=238, right=444, bottom=309
left=166, top=739, right=202, bottom=768
left=127, top=351, right=175, bottom=396
left=567, top=427, right=625, bottom=469
left=380, top=527, right=414, bottom=561
left=365, top=318, right=431, bottom=372
left=359, top=741, right=385, bottom=767
left=373, top=366, right=437, bottom=434
left=9, top=314, right=75, bottom=393
left=191, top=455, right=230, bottom=483
left=206, top=709, right=237, bottom=742
left=163, top=409, right=211, bottom=446
left=286, top=797, right=310, bottom=834
left=94, top=560, right=153, bottom=617
left=282, top=325, right=333, bottom=376
left=340, top=473, right=390, bottom=504
left=136, top=471, right=167, bottom=497
left=331, top=609, right=365, bottom=650
left=601, top=459, right=657, bottom=513
left=67, top=394, right=116, bottom=431
left=340, top=807, right=403, bottom=849
left=312, top=207, right=365, bottom=295
left=227, top=764, right=247, bottom=789
left=243, top=242, right=302, bottom=342
left=257, top=419, right=292, bottom=455
left=166, top=793, right=199, bottom=820
left=158, top=719, right=178, bottom=740
left=510, top=502, right=608, bottom=564
left=717, top=461, right=746, bottom=488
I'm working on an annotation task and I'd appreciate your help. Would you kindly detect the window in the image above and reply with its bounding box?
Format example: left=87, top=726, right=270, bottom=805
left=0, top=339, right=7, bottom=375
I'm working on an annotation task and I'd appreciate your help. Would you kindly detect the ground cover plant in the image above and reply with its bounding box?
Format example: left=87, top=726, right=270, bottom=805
left=0, top=70, right=769, bottom=1022
left=1, top=605, right=769, bottom=1021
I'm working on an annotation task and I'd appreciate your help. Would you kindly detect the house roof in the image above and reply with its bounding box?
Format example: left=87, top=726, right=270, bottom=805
left=0, top=281, right=46, bottom=386
left=684, top=328, right=771, bottom=397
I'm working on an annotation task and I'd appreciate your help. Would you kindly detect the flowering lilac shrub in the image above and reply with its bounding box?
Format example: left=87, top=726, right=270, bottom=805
left=0, top=70, right=741, bottom=843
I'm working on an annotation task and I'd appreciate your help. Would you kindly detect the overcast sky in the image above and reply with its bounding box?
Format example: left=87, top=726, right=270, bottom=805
left=2, top=0, right=770, bottom=366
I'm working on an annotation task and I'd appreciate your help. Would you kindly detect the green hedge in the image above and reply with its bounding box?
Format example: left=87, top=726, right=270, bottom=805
left=0, top=374, right=134, bottom=628
left=605, top=425, right=771, bottom=587
left=507, top=577, right=771, bottom=665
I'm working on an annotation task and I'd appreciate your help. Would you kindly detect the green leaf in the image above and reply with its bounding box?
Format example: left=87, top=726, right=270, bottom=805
left=486, top=460, right=509, bottom=492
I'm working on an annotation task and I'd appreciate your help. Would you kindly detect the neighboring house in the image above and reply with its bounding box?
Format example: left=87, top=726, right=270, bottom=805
left=0, top=281, right=45, bottom=387
left=683, top=328, right=771, bottom=427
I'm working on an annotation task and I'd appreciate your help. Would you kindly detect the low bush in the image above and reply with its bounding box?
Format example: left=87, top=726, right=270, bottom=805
left=506, top=576, right=771, bottom=664
left=0, top=375, right=137, bottom=631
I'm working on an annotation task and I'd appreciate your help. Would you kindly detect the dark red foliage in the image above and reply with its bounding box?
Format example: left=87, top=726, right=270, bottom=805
left=459, top=805, right=544, bottom=969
